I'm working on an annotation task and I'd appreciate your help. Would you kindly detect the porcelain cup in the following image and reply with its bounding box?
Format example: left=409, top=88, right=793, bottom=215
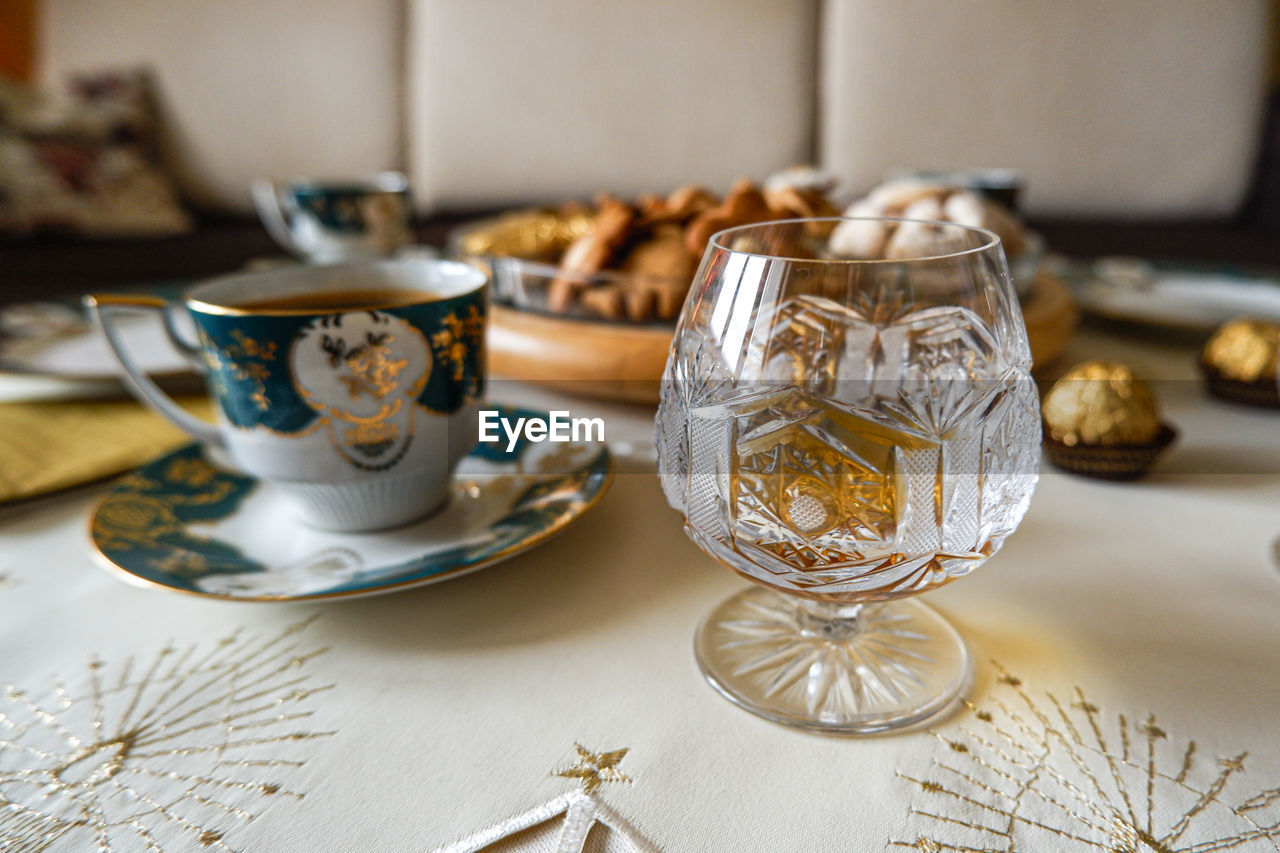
left=86, top=258, right=487, bottom=531
left=252, top=173, right=413, bottom=264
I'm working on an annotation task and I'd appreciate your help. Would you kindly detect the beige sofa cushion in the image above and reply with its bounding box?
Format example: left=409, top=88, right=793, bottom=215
left=819, top=0, right=1270, bottom=218
left=406, top=0, right=819, bottom=211
left=39, top=0, right=403, bottom=213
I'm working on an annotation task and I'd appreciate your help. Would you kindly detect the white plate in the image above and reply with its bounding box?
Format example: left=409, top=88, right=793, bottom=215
left=0, top=307, right=194, bottom=380
left=1061, top=257, right=1280, bottom=332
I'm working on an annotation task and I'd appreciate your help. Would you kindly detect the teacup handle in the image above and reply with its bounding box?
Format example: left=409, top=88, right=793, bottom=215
left=160, top=301, right=205, bottom=368
left=84, top=294, right=225, bottom=449
left=251, top=179, right=302, bottom=256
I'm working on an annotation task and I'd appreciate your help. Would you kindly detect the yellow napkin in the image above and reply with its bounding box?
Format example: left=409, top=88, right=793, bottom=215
left=0, top=397, right=214, bottom=503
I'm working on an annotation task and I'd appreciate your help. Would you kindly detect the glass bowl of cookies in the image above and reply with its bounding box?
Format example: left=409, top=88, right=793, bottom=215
left=452, top=174, right=1069, bottom=402
left=453, top=178, right=842, bottom=326
left=455, top=174, right=1047, bottom=327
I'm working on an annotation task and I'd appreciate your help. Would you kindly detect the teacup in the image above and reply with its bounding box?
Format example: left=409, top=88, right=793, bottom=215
left=252, top=173, right=413, bottom=264
left=86, top=258, right=487, bottom=531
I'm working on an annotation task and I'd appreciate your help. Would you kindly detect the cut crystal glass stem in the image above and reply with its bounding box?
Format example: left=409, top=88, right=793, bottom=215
left=695, top=587, right=972, bottom=734
left=794, top=599, right=865, bottom=641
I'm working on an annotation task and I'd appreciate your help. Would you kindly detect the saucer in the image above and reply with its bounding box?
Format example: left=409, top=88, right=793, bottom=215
left=89, top=406, right=613, bottom=601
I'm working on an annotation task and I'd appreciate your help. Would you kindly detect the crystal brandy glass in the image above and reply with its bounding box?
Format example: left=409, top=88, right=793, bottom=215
left=657, top=218, right=1040, bottom=733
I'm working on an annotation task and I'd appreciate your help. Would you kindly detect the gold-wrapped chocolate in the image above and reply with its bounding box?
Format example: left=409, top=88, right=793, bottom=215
left=1201, top=318, right=1280, bottom=383
left=1041, top=361, right=1161, bottom=447
left=458, top=209, right=596, bottom=261
left=1042, top=361, right=1176, bottom=480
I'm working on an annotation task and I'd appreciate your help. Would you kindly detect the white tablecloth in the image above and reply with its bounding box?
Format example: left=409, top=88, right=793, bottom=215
left=2, top=327, right=1279, bottom=852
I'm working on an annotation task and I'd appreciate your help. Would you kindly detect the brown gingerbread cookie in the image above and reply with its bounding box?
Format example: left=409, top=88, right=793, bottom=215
left=635, top=193, right=666, bottom=222
left=579, top=283, right=626, bottom=320
left=549, top=198, right=635, bottom=312
left=665, top=185, right=717, bottom=221
left=623, top=286, right=657, bottom=323
left=764, top=186, right=839, bottom=220
left=683, top=179, right=774, bottom=257
left=635, top=185, right=717, bottom=229
left=619, top=225, right=697, bottom=284
left=646, top=279, right=688, bottom=320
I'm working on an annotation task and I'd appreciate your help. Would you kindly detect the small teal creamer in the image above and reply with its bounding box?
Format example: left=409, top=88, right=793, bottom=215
left=87, top=258, right=489, bottom=532
left=252, top=173, right=413, bottom=264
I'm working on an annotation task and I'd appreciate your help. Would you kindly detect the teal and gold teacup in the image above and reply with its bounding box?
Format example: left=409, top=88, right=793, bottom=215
left=252, top=173, right=413, bottom=264
left=86, top=259, right=487, bottom=531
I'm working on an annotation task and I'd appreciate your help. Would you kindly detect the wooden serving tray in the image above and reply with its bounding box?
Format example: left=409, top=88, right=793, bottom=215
left=1021, top=270, right=1079, bottom=372
left=489, top=272, right=1077, bottom=403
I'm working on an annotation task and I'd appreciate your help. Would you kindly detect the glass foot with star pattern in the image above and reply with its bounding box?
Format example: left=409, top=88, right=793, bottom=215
left=694, top=586, right=972, bottom=734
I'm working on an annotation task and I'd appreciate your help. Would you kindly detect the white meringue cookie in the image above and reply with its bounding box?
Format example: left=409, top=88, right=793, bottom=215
left=762, top=165, right=838, bottom=195
left=941, top=190, right=988, bottom=229
left=831, top=179, right=1032, bottom=261
left=943, top=190, right=1027, bottom=254
left=885, top=220, right=942, bottom=260
left=866, top=180, right=949, bottom=216
left=829, top=200, right=890, bottom=258
left=899, top=196, right=945, bottom=223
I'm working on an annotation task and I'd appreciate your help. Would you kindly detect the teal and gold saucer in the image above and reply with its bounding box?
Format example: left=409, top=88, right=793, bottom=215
left=89, top=406, right=612, bottom=601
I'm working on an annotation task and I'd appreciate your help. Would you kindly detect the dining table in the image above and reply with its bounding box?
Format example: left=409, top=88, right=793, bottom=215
left=2, top=316, right=1279, bottom=852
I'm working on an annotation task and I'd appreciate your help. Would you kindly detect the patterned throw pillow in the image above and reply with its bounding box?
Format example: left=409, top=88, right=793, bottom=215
left=0, top=69, right=193, bottom=237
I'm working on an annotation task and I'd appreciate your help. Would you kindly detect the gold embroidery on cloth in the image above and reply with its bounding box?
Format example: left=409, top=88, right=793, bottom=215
left=892, top=663, right=1280, bottom=851
left=554, top=744, right=632, bottom=795
left=0, top=618, right=334, bottom=852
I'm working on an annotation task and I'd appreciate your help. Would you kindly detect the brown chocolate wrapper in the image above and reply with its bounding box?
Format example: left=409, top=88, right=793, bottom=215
left=1043, top=423, right=1177, bottom=480
left=1199, top=360, right=1280, bottom=408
